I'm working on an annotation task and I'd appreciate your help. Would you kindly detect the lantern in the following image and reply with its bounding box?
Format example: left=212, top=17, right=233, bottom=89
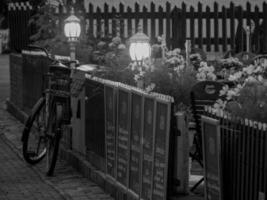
left=64, top=8, right=81, bottom=42
left=129, top=25, right=151, bottom=64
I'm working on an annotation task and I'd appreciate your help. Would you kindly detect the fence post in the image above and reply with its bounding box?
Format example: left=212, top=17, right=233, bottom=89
left=172, top=6, right=186, bottom=49
left=262, top=2, right=267, bottom=53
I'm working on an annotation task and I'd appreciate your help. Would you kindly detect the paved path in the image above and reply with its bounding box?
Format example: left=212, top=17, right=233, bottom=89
left=0, top=54, right=114, bottom=200
left=0, top=137, right=66, bottom=200
left=0, top=55, right=9, bottom=103
left=0, top=103, right=114, bottom=200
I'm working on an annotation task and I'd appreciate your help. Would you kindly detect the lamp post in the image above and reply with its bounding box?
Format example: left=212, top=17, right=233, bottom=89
left=64, top=7, right=81, bottom=68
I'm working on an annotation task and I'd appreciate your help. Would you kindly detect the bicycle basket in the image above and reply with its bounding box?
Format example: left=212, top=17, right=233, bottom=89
left=49, top=62, right=71, bottom=98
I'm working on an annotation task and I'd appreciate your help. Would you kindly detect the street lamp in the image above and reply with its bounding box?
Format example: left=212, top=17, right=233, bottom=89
left=129, top=24, right=151, bottom=66
left=64, top=7, right=81, bottom=63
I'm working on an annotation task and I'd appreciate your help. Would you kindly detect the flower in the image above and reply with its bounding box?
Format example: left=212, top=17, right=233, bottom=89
left=118, top=44, right=126, bottom=50
left=145, top=83, right=156, bottom=92
left=228, top=71, right=242, bottom=82
left=112, top=36, right=121, bottom=45
left=97, top=41, right=106, bottom=49
left=196, top=62, right=216, bottom=81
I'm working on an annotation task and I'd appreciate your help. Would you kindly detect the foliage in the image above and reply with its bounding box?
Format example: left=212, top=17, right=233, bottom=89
left=28, top=0, right=93, bottom=62
left=130, top=42, right=199, bottom=111
left=210, top=57, right=267, bottom=122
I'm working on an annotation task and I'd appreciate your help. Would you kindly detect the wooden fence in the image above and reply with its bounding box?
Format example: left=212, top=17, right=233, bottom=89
left=204, top=107, right=267, bottom=200
left=8, top=1, right=267, bottom=53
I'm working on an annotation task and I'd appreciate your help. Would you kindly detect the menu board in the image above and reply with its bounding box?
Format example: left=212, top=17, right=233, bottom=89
left=104, top=85, right=117, bottom=179
left=201, top=116, right=223, bottom=200
left=141, top=97, right=155, bottom=200
left=116, top=88, right=131, bottom=187
left=128, top=92, right=143, bottom=197
left=152, top=101, right=171, bottom=200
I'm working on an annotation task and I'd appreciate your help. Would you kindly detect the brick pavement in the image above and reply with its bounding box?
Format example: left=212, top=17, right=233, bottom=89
left=0, top=102, right=114, bottom=200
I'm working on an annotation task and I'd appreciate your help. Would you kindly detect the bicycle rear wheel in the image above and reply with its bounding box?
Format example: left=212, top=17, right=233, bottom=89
left=46, top=102, right=63, bottom=176
left=22, top=97, right=47, bottom=164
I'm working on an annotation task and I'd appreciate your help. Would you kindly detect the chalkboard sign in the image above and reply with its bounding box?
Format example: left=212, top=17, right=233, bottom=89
left=116, top=87, right=131, bottom=188
left=141, top=97, right=156, bottom=200
left=201, top=116, right=223, bottom=200
left=128, top=91, right=143, bottom=197
left=152, top=100, right=171, bottom=200
left=104, top=85, right=117, bottom=179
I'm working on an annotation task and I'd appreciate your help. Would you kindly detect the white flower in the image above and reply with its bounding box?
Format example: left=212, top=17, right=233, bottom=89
left=258, top=75, right=264, bottom=82
left=219, top=85, right=229, bottom=96
left=228, top=71, right=242, bottom=82
left=245, top=76, right=258, bottom=83
left=243, top=65, right=255, bottom=75
left=117, top=44, right=126, bottom=50
left=145, top=83, right=156, bottom=92
left=214, top=99, right=227, bottom=110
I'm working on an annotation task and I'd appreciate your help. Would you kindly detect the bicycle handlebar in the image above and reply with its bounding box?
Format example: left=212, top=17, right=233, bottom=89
left=26, top=45, right=79, bottom=66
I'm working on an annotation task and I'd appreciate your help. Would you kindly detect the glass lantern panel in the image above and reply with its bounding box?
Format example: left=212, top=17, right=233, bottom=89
left=129, top=42, right=151, bottom=61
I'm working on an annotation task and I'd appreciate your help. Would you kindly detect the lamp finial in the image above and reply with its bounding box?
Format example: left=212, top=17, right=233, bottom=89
left=137, top=23, right=142, bottom=33
left=70, top=7, right=75, bottom=15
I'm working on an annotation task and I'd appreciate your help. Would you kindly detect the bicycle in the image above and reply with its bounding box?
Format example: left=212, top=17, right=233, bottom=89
left=21, top=45, right=76, bottom=176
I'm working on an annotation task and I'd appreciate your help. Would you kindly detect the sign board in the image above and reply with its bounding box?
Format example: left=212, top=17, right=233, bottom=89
left=104, top=84, right=117, bottom=179
left=128, top=91, right=143, bottom=197
left=151, top=100, right=172, bottom=200
left=116, top=86, right=131, bottom=188
left=140, top=96, right=156, bottom=200
left=201, top=116, right=223, bottom=200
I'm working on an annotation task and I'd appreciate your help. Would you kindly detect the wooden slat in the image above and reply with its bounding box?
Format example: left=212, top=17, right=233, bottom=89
left=119, top=3, right=124, bottom=38
left=246, top=2, right=251, bottom=52
left=181, top=2, right=186, bottom=45
left=134, top=3, right=140, bottom=33
left=198, top=2, right=203, bottom=48
left=214, top=2, right=219, bottom=51
left=263, top=124, right=267, bottom=200
left=262, top=2, right=267, bottom=53
left=254, top=6, right=260, bottom=53
left=248, top=123, right=255, bottom=200
left=127, top=6, right=132, bottom=36
left=111, top=7, right=116, bottom=36
left=229, top=2, right=236, bottom=50
left=222, top=6, right=227, bottom=52
left=253, top=124, right=260, bottom=200
left=166, top=2, right=171, bottom=48
left=240, top=119, right=247, bottom=200
left=238, top=6, right=244, bottom=52
left=244, top=121, right=252, bottom=200
left=104, top=3, right=109, bottom=37
left=190, top=6, right=195, bottom=48
left=150, top=2, right=156, bottom=43
left=246, top=2, right=251, bottom=27
left=172, top=6, right=179, bottom=48
left=206, top=6, right=211, bottom=51
left=96, top=7, right=101, bottom=38
left=158, top=6, right=164, bottom=36
left=88, top=3, right=94, bottom=37
left=235, top=118, right=242, bottom=200
left=142, top=6, right=148, bottom=36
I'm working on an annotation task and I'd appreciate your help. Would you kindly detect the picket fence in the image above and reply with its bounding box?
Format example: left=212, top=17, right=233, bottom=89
left=8, top=1, right=267, bottom=53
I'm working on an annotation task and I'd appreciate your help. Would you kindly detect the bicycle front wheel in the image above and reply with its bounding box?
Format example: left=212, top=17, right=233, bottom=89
left=46, top=102, right=63, bottom=176
left=22, top=97, right=47, bottom=164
